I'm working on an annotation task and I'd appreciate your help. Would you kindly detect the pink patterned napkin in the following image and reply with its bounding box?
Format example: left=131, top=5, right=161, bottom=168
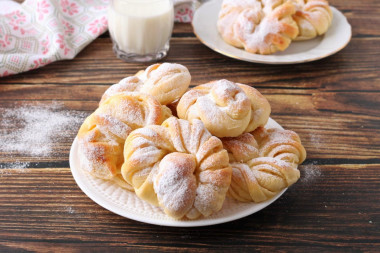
left=0, top=0, right=194, bottom=77
left=174, top=0, right=194, bottom=22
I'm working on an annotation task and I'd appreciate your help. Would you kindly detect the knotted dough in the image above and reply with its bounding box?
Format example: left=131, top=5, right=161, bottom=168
left=121, top=117, right=232, bottom=219
left=222, top=126, right=306, bottom=202
left=291, top=0, right=333, bottom=40
left=228, top=157, right=300, bottom=202
left=177, top=79, right=271, bottom=137
left=77, top=92, right=171, bottom=190
left=218, top=0, right=299, bottom=54
left=252, top=126, right=307, bottom=164
left=101, top=63, right=191, bottom=105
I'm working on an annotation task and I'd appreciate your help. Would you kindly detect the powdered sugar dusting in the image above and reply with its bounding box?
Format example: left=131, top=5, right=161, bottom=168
left=242, top=14, right=280, bottom=49
left=96, top=113, right=131, bottom=139
left=154, top=153, right=197, bottom=218
left=181, top=80, right=254, bottom=137
left=222, top=132, right=259, bottom=162
left=219, top=0, right=297, bottom=54
left=0, top=161, right=30, bottom=169
left=101, top=76, right=143, bottom=103
left=146, top=63, right=186, bottom=82
left=65, top=206, right=76, bottom=214
left=0, top=102, right=88, bottom=169
left=300, top=161, right=322, bottom=183
left=252, top=127, right=306, bottom=164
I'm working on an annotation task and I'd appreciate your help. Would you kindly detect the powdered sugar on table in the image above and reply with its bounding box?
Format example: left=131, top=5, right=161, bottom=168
left=0, top=102, right=88, bottom=168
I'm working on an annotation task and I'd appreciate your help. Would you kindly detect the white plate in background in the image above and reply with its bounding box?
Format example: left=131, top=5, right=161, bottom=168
left=192, top=0, right=352, bottom=64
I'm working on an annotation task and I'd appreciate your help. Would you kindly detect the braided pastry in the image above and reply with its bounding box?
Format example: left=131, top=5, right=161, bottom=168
left=228, top=157, right=300, bottom=202
left=218, top=0, right=299, bottom=54
left=177, top=79, right=271, bottom=138
left=77, top=92, right=171, bottom=190
left=291, top=0, right=333, bottom=40
left=100, top=63, right=191, bottom=105
left=221, top=132, right=259, bottom=163
left=252, top=127, right=306, bottom=165
left=222, top=125, right=306, bottom=202
left=121, top=117, right=232, bottom=219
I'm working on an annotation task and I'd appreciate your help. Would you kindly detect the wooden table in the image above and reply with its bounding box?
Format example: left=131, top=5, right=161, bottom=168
left=1, top=0, right=379, bottom=251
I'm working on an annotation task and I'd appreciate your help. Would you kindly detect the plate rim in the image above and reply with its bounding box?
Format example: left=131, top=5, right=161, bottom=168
left=70, top=118, right=291, bottom=227
left=192, top=0, right=352, bottom=64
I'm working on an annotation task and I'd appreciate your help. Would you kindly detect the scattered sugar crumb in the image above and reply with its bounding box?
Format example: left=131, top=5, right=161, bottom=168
left=300, top=161, right=322, bottom=183
left=0, top=101, right=88, bottom=169
left=0, top=169, right=10, bottom=177
left=0, top=161, right=30, bottom=169
left=0, top=102, right=87, bottom=157
left=308, top=133, right=322, bottom=150
left=65, top=206, right=75, bottom=214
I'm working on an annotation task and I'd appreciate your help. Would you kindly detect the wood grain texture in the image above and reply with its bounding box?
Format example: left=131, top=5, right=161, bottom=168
left=1, top=37, right=379, bottom=89
left=1, top=38, right=379, bottom=98
left=0, top=0, right=380, bottom=251
left=0, top=165, right=379, bottom=252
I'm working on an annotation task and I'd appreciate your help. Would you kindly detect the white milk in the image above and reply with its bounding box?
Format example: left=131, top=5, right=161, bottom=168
left=108, top=0, right=174, bottom=55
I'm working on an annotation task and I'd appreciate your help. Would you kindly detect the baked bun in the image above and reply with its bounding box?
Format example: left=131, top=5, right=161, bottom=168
left=121, top=117, right=232, bottom=219
left=228, top=157, right=300, bottom=202
left=221, top=132, right=259, bottom=163
left=291, top=0, right=333, bottom=40
left=77, top=92, right=171, bottom=190
left=100, top=76, right=142, bottom=104
left=252, top=127, right=307, bottom=164
left=218, top=0, right=299, bottom=54
left=177, top=79, right=271, bottom=138
left=222, top=126, right=306, bottom=202
left=101, top=63, right=191, bottom=105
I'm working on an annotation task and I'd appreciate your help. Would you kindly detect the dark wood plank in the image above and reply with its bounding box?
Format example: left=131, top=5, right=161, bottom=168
left=0, top=165, right=379, bottom=252
left=312, top=92, right=380, bottom=116
left=1, top=37, right=379, bottom=93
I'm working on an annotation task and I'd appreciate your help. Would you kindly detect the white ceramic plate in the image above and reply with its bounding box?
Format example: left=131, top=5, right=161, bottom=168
left=70, top=118, right=289, bottom=227
left=192, top=0, right=352, bottom=64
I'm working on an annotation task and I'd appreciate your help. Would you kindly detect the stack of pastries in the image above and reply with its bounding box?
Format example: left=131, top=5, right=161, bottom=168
left=217, top=0, right=334, bottom=54
left=77, top=63, right=306, bottom=220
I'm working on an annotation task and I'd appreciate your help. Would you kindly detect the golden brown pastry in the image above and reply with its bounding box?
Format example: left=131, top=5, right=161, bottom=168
left=121, top=117, right=232, bottom=219
left=100, top=76, right=142, bottom=104
left=238, top=83, right=272, bottom=132
left=222, top=125, right=306, bottom=202
left=252, top=127, right=307, bottom=165
left=177, top=79, right=271, bottom=138
left=217, top=0, right=299, bottom=54
left=77, top=92, right=171, bottom=190
left=228, top=157, right=300, bottom=202
left=221, top=132, right=259, bottom=163
left=291, top=0, right=333, bottom=40
left=100, top=63, right=191, bottom=105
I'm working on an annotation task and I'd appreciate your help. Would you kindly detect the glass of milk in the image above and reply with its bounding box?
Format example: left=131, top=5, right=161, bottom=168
left=108, top=0, right=174, bottom=62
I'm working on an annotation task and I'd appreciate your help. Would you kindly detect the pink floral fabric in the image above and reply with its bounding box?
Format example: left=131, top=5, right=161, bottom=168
left=0, top=0, right=194, bottom=77
left=175, top=2, right=194, bottom=23
left=0, top=0, right=110, bottom=77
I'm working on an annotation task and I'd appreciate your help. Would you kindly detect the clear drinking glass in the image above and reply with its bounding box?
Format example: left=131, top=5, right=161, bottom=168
left=108, top=0, right=174, bottom=62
